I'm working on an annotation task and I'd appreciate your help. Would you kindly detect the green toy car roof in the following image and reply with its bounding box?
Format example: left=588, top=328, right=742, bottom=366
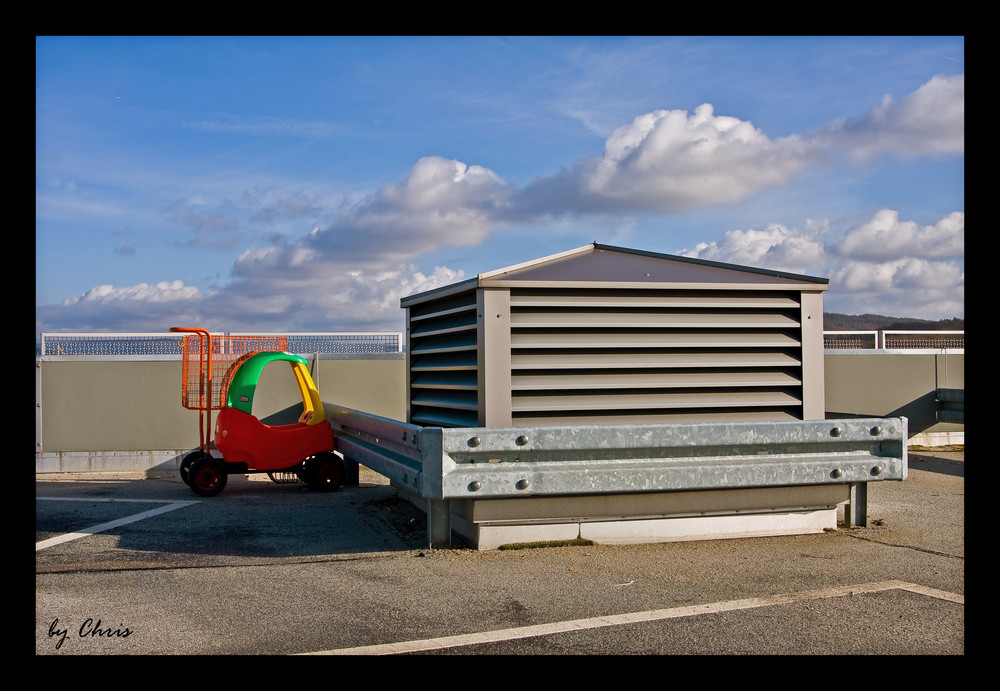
left=226, top=351, right=308, bottom=415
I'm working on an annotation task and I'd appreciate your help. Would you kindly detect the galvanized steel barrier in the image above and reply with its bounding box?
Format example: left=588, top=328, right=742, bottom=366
left=326, top=404, right=908, bottom=547
left=936, top=388, right=964, bottom=424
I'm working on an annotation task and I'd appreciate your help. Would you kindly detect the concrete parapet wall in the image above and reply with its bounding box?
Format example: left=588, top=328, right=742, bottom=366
left=824, top=351, right=963, bottom=441
left=36, top=355, right=406, bottom=472
left=35, top=350, right=962, bottom=473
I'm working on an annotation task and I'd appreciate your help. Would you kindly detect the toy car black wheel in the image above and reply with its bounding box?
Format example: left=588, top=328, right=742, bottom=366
left=180, top=450, right=208, bottom=485
left=306, top=452, right=346, bottom=492
left=188, top=456, right=228, bottom=497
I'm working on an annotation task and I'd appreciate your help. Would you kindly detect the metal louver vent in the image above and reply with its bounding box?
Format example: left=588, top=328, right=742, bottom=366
left=407, top=290, right=480, bottom=427
left=402, top=244, right=828, bottom=428
left=508, top=289, right=806, bottom=425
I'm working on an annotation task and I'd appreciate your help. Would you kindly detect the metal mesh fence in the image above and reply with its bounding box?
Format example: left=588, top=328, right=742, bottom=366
left=882, top=331, right=965, bottom=350
left=39, top=334, right=182, bottom=356
left=268, top=333, right=401, bottom=355
left=39, top=330, right=960, bottom=355
left=823, top=331, right=964, bottom=350
left=39, top=332, right=403, bottom=356
left=823, top=332, right=878, bottom=349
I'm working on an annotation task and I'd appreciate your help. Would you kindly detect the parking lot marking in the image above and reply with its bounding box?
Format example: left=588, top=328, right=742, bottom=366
left=35, top=498, right=199, bottom=551
left=301, top=580, right=964, bottom=655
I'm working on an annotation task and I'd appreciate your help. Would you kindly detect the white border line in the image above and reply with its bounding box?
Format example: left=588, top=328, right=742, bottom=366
left=36, top=497, right=199, bottom=551
left=300, top=580, right=964, bottom=655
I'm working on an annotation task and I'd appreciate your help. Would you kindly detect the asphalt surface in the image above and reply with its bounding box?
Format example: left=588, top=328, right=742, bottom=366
left=35, top=449, right=964, bottom=655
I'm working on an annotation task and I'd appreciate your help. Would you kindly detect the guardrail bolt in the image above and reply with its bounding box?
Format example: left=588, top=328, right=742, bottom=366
left=515, top=479, right=530, bottom=490
left=830, top=468, right=843, bottom=478
left=468, top=437, right=481, bottom=448
left=468, top=481, right=481, bottom=492
left=870, top=426, right=882, bottom=436
left=870, top=465, right=883, bottom=477
left=830, top=427, right=842, bottom=437
left=515, top=435, right=529, bottom=446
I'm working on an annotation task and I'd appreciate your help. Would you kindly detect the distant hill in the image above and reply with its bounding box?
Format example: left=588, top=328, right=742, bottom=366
left=823, top=313, right=964, bottom=331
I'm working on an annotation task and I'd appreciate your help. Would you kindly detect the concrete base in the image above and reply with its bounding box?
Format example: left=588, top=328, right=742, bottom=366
left=462, top=509, right=837, bottom=550
left=396, top=483, right=848, bottom=550
left=35, top=450, right=188, bottom=474
left=909, top=431, right=964, bottom=448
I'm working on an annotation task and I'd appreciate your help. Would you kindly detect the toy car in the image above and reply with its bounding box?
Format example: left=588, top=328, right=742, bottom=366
left=178, top=349, right=346, bottom=497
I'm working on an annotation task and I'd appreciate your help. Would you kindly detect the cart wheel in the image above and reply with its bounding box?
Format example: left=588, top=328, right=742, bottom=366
left=305, top=452, right=345, bottom=492
left=188, top=457, right=228, bottom=497
left=180, top=450, right=208, bottom=485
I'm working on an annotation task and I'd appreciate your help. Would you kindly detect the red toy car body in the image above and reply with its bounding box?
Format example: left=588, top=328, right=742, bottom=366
left=179, top=350, right=345, bottom=497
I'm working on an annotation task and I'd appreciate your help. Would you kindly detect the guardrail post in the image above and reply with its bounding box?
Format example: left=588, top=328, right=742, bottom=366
left=417, top=427, right=451, bottom=547
left=427, top=499, right=452, bottom=548
left=846, top=482, right=868, bottom=527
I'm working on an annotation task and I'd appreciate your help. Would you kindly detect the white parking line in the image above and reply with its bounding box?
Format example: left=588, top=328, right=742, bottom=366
left=35, top=497, right=199, bottom=551
left=300, top=580, right=964, bottom=655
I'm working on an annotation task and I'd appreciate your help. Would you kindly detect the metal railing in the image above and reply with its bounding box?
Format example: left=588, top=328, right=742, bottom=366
left=39, top=330, right=961, bottom=355
left=37, top=331, right=403, bottom=357
left=823, top=330, right=963, bottom=351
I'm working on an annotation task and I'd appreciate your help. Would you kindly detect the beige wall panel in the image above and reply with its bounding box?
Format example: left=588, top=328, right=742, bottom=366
left=825, top=352, right=964, bottom=434
left=37, top=357, right=406, bottom=453
left=36, top=350, right=962, bottom=458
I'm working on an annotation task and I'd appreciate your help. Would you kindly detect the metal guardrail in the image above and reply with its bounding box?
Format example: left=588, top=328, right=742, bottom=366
left=37, top=332, right=403, bottom=356
left=325, top=404, right=908, bottom=546
left=38, top=330, right=960, bottom=354
left=936, top=388, right=964, bottom=424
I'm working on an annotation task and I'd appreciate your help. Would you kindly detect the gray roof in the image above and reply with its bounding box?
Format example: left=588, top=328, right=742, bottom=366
left=402, top=242, right=828, bottom=307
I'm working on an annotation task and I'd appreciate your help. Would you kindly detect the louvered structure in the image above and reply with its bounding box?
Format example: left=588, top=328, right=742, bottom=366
left=402, top=243, right=829, bottom=429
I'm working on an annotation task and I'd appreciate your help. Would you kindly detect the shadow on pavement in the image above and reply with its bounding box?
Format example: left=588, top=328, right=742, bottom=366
left=36, top=470, right=431, bottom=569
left=908, top=450, right=964, bottom=478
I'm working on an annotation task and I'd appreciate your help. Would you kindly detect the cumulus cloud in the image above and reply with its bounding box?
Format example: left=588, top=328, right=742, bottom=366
left=38, top=267, right=464, bottom=333
left=513, top=104, right=809, bottom=216
left=836, top=209, right=964, bottom=261
left=825, top=257, right=964, bottom=319
left=61, top=281, right=203, bottom=305
left=680, top=208, right=964, bottom=320
left=38, top=74, right=964, bottom=332
left=807, top=73, right=964, bottom=162
left=581, top=104, right=808, bottom=212
left=679, top=220, right=829, bottom=275
left=37, top=281, right=208, bottom=333
left=304, top=156, right=516, bottom=265
left=206, top=156, right=513, bottom=291
left=517, top=74, right=963, bottom=218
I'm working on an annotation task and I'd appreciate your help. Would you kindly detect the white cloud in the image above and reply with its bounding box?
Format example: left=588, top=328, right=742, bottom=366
left=38, top=266, right=465, bottom=334
left=301, top=156, right=517, bottom=267
left=680, top=209, right=964, bottom=319
left=835, top=209, right=964, bottom=261
left=679, top=220, right=828, bottom=275
left=579, top=104, right=809, bottom=213
left=824, top=257, right=964, bottom=319
left=512, top=104, right=810, bottom=216
left=806, top=73, right=964, bottom=162
left=61, top=280, right=203, bottom=305
left=515, top=74, right=963, bottom=218
left=37, top=74, right=964, bottom=332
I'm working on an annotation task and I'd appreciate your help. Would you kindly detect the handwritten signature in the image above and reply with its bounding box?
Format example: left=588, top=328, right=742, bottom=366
left=48, top=618, right=133, bottom=650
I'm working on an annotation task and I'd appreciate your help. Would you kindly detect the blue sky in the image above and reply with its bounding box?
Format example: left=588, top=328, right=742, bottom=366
left=36, top=36, right=964, bottom=335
